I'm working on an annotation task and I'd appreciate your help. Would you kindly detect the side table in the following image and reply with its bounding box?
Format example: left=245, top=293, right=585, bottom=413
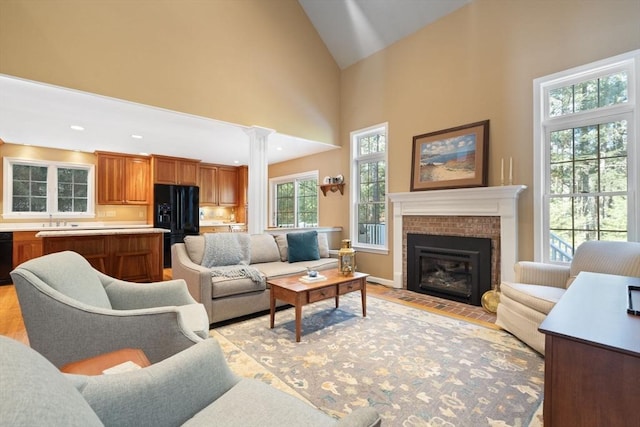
left=60, top=348, right=151, bottom=375
left=539, top=272, right=640, bottom=426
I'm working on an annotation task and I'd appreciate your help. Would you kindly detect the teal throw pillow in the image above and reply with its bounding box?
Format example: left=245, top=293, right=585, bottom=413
left=287, top=231, right=320, bottom=263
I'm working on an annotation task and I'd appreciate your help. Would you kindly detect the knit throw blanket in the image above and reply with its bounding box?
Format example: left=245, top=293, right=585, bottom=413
left=201, top=233, right=263, bottom=284
left=209, top=265, right=263, bottom=284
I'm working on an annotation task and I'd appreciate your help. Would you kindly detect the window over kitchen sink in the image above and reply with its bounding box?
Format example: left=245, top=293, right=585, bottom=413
left=2, top=157, right=95, bottom=219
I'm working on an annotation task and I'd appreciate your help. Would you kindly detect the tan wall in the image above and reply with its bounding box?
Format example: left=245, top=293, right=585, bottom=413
left=2, top=0, right=639, bottom=281
left=0, top=0, right=340, bottom=145
left=0, top=144, right=147, bottom=224
left=338, top=0, right=640, bottom=280
left=268, top=147, right=347, bottom=229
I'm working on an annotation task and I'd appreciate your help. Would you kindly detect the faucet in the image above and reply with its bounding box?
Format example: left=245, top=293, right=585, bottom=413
left=49, top=214, right=52, bottom=227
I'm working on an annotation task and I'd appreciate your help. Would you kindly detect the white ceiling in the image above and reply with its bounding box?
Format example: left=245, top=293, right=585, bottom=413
left=0, top=75, right=337, bottom=166
left=299, top=0, right=470, bottom=69
left=0, top=0, right=469, bottom=166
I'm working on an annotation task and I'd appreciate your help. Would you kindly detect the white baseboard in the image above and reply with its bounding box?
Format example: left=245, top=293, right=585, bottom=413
left=365, top=275, right=396, bottom=288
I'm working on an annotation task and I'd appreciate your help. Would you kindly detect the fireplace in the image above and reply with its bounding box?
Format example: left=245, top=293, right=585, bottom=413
left=407, top=234, right=491, bottom=306
left=388, top=186, right=526, bottom=288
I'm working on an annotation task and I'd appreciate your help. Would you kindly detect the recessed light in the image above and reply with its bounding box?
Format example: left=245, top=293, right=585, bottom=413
left=233, top=160, right=239, bottom=164
left=131, top=134, right=143, bottom=139
left=138, top=152, right=149, bottom=156
left=276, top=146, right=283, bottom=151
left=70, top=125, right=84, bottom=131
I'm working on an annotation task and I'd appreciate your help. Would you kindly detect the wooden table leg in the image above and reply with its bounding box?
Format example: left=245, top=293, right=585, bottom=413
left=335, top=294, right=339, bottom=308
left=295, top=302, right=302, bottom=342
left=270, top=288, right=276, bottom=329
left=361, top=278, right=367, bottom=317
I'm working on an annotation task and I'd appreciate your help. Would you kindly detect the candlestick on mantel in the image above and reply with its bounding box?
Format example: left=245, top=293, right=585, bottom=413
left=501, top=158, right=505, bottom=186
left=509, top=157, right=513, bottom=185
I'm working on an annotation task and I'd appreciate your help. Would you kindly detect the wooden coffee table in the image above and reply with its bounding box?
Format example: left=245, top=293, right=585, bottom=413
left=269, top=270, right=368, bottom=342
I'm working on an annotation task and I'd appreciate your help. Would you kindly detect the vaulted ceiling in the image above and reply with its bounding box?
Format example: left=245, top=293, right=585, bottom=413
left=0, top=1, right=470, bottom=165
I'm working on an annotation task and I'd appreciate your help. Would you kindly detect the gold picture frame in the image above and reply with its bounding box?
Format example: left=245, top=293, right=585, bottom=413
left=410, top=120, right=489, bottom=191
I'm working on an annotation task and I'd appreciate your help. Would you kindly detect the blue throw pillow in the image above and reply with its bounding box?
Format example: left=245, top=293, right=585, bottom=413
left=287, top=231, right=320, bottom=263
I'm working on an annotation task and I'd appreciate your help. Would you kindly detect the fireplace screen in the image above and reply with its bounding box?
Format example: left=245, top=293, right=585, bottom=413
left=419, top=248, right=477, bottom=300
left=407, top=234, right=491, bottom=306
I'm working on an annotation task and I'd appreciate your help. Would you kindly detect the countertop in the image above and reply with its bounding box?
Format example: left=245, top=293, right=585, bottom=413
left=0, top=222, right=152, bottom=232
left=36, top=227, right=169, bottom=237
left=200, top=221, right=245, bottom=227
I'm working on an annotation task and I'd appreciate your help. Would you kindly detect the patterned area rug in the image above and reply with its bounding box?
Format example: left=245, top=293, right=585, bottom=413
left=211, top=294, right=544, bottom=427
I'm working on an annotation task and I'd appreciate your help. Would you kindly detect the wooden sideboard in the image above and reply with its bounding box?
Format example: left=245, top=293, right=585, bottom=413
left=539, top=272, right=640, bottom=427
left=39, top=229, right=165, bottom=283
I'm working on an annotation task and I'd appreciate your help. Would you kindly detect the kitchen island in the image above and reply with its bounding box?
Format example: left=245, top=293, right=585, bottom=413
left=36, top=228, right=167, bottom=282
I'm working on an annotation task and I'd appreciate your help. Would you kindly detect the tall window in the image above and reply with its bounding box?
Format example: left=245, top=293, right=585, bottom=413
left=350, top=123, right=388, bottom=252
left=3, top=158, right=95, bottom=218
left=270, top=172, right=318, bottom=228
left=534, top=50, right=639, bottom=262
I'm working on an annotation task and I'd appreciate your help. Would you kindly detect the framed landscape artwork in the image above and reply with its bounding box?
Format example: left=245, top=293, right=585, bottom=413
left=410, top=120, right=489, bottom=191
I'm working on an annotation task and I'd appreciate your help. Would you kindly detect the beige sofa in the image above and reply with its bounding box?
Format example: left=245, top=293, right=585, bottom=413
left=496, top=240, right=640, bottom=355
left=172, top=231, right=339, bottom=324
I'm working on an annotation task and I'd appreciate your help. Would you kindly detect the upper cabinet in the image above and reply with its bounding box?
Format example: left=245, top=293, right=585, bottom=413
left=96, top=152, right=150, bottom=205
left=218, top=166, right=239, bottom=206
left=198, top=164, right=239, bottom=206
left=152, top=155, right=200, bottom=186
left=198, top=164, right=218, bottom=205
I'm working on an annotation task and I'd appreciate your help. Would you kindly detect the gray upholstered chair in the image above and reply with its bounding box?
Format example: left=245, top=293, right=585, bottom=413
left=0, top=335, right=381, bottom=427
left=10, top=250, right=209, bottom=367
left=496, top=240, right=640, bottom=355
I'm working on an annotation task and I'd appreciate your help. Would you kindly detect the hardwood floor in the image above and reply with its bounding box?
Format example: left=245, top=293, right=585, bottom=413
left=0, top=283, right=29, bottom=345
left=0, top=271, right=498, bottom=347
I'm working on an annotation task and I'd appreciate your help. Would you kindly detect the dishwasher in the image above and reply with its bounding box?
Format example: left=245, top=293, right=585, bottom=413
left=0, top=232, right=13, bottom=285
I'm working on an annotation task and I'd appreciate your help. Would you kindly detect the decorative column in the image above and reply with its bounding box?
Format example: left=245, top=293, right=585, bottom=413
left=244, top=126, right=274, bottom=234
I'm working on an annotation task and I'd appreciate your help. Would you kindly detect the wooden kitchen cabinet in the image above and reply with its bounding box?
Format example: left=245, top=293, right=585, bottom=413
left=198, top=164, right=218, bottom=205
left=218, top=166, right=238, bottom=206
left=41, top=231, right=163, bottom=283
left=152, top=155, right=200, bottom=186
left=236, top=165, right=248, bottom=225
left=96, top=152, right=150, bottom=205
left=198, top=164, right=238, bottom=206
left=13, top=231, right=43, bottom=268
left=200, top=225, right=232, bottom=233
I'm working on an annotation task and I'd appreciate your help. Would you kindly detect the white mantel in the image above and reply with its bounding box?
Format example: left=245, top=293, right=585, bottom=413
left=388, top=185, right=527, bottom=289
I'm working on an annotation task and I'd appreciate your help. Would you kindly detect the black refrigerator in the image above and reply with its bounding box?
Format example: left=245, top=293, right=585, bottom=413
left=154, top=184, right=200, bottom=268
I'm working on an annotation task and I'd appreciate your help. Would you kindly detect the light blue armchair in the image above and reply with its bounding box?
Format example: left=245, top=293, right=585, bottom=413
left=0, top=335, right=381, bottom=427
left=10, top=250, right=210, bottom=367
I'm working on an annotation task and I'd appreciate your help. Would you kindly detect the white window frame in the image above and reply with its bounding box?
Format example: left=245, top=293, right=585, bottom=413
left=269, top=170, right=319, bottom=228
left=3, top=157, right=96, bottom=219
left=350, top=122, right=389, bottom=254
left=533, top=49, right=640, bottom=263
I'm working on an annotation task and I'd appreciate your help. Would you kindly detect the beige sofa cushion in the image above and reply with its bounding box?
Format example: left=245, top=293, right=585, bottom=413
left=317, top=233, right=329, bottom=258
left=568, top=240, right=640, bottom=287
left=184, top=235, right=205, bottom=265
left=249, top=234, right=281, bottom=264
left=274, top=235, right=288, bottom=262
left=211, top=276, right=266, bottom=299
left=256, top=258, right=338, bottom=281
left=500, top=281, right=565, bottom=315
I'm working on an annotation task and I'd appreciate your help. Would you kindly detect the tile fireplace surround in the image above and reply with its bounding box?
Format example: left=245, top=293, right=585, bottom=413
left=388, top=185, right=527, bottom=289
